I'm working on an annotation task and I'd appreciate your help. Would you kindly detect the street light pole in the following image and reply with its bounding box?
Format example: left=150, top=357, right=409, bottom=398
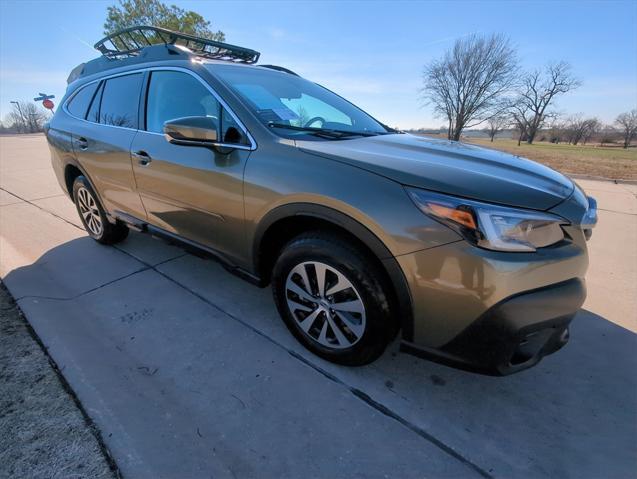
left=9, top=100, right=26, bottom=132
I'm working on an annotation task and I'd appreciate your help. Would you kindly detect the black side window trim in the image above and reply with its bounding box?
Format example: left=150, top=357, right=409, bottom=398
left=86, top=81, right=104, bottom=122
left=139, top=71, right=150, bottom=132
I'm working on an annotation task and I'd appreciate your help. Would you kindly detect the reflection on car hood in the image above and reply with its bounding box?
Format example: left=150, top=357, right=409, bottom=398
left=297, top=133, right=574, bottom=210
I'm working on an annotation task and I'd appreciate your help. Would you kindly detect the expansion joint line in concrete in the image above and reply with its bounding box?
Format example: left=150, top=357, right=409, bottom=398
left=4, top=185, right=493, bottom=479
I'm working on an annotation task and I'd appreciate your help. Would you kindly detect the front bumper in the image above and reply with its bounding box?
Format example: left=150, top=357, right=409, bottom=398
left=394, top=231, right=589, bottom=375
left=402, top=278, right=585, bottom=375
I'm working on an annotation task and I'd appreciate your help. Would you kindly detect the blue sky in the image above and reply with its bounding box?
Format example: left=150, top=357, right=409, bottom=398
left=1, top=0, right=636, bottom=129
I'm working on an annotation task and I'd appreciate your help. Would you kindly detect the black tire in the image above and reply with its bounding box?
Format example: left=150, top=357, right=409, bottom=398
left=272, top=231, right=396, bottom=365
left=72, top=176, right=128, bottom=245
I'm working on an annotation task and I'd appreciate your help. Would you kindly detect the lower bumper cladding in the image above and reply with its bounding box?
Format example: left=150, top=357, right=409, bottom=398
left=401, top=278, right=586, bottom=375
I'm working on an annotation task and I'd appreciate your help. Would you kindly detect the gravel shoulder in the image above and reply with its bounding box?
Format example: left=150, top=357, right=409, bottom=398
left=0, top=282, right=117, bottom=479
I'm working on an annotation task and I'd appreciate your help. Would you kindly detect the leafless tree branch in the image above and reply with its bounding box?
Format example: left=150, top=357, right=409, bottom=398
left=421, top=33, right=518, bottom=141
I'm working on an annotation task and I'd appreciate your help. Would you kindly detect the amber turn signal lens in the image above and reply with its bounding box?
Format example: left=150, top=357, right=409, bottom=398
left=428, top=203, right=477, bottom=230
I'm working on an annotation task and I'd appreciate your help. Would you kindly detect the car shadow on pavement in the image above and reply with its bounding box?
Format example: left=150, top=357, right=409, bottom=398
left=4, top=234, right=636, bottom=479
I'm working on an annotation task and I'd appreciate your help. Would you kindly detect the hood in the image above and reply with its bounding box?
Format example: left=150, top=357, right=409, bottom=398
left=297, top=134, right=574, bottom=211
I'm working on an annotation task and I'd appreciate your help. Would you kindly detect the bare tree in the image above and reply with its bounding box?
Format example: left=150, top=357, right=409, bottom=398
left=23, top=102, right=48, bottom=132
left=7, top=111, right=26, bottom=133
left=615, top=109, right=637, bottom=148
left=509, top=100, right=533, bottom=146
left=564, top=115, right=600, bottom=145
left=544, top=118, right=567, bottom=144
left=599, top=125, right=619, bottom=146
left=485, top=114, right=510, bottom=142
left=421, top=34, right=518, bottom=141
left=581, top=118, right=600, bottom=145
left=514, top=62, right=580, bottom=144
left=8, top=102, right=27, bottom=132
left=7, top=101, right=48, bottom=133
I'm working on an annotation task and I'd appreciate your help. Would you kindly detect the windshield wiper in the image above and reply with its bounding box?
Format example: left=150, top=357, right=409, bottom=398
left=268, top=122, right=382, bottom=139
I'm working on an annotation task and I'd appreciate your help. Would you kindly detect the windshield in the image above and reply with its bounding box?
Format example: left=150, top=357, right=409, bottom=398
left=209, top=64, right=391, bottom=139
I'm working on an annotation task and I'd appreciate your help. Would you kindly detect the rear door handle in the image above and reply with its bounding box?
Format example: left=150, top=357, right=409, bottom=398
left=132, top=150, right=152, bottom=166
left=77, top=137, right=88, bottom=150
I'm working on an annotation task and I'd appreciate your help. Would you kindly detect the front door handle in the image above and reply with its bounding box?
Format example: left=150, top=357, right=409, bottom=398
left=132, top=150, right=152, bottom=166
left=77, top=137, right=88, bottom=150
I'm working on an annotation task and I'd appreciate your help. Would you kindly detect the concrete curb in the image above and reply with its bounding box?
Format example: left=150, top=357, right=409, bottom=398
left=566, top=173, right=637, bottom=185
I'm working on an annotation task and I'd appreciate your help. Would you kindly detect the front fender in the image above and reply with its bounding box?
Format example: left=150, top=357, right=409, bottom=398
left=243, top=144, right=460, bottom=259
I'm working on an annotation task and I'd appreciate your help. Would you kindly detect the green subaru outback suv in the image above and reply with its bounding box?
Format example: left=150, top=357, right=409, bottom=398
left=46, top=27, right=597, bottom=375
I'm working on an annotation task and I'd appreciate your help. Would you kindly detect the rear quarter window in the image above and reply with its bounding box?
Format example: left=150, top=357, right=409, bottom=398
left=66, top=82, right=100, bottom=119
left=86, top=82, right=103, bottom=123
left=99, top=73, right=143, bottom=129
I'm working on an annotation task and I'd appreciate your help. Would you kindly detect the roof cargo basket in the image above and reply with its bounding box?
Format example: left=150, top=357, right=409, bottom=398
left=94, top=25, right=260, bottom=64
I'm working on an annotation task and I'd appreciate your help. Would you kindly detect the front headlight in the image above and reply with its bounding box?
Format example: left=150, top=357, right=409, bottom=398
left=406, top=188, right=567, bottom=252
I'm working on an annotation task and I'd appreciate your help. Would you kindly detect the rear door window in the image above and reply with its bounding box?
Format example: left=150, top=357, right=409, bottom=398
left=99, top=73, right=143, bottom=129
left=67, top=82, right=100, bottom=119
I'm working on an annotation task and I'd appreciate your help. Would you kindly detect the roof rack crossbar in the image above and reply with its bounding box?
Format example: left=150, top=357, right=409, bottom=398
left=143, top=30, right=155, bottom=46
left=94, top=25, right=260, bottom=64
left=126, top=31, right=142, bottom=49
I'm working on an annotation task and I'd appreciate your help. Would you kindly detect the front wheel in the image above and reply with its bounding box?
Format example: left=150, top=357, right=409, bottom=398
left=73, top=176, right=128, bottom=245
left=272, top=232, right=396, bottom=365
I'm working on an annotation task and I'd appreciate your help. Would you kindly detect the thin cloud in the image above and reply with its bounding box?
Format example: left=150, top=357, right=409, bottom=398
left=0, top=69, right=68, bottom=86
left=420, top=31, right=481, bottom=48
left=268, top=28, right=286, bottom=39
left=59, top=26, right=95, bottom=51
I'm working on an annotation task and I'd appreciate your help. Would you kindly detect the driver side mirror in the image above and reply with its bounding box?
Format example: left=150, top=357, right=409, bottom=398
left=163, top=116, right=219, bottom=146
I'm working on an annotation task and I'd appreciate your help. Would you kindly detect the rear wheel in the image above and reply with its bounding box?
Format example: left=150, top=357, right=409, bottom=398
left=272, top=231, right=396, bottom=365
left=72, top=176, right=128, bottom=245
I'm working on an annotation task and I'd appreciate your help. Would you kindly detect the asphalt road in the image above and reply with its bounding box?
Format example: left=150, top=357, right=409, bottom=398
left=1, top=134, right=636, bottom=478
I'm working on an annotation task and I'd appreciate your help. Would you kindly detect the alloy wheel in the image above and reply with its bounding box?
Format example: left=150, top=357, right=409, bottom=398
left=285, top=261, right=366, bottom=349
left=77, top=186, right=103, bottom=236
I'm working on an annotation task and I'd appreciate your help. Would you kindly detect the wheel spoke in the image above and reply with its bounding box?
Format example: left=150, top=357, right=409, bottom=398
left=287, top=298, right=312, bottom=313
left=286, top=281, right=315, bottom=302
left=318, top=318, right=329, bottom=343
left=326, top=314, right=350, bottom=346
left=331, top=299, right=364, bottom=314
left=291, top=264, right=312, bottom=296
left=325, top=272, right=351, bottom=297
left=334, top=310, right=364, bottom=337
left=314, top=263, right=327, bottom=297
left=78, top=193, right=88, bottom=211
left=299, top=309, right=321, bottom=333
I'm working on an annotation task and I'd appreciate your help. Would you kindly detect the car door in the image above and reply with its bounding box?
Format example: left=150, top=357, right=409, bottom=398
left=130, top=68, right=254, bottom=262
left=70, top=73, right=146, bottom=219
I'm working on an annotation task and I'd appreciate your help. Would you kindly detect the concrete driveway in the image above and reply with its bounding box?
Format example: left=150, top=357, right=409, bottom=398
left=1, top=134, right=636, bottom=478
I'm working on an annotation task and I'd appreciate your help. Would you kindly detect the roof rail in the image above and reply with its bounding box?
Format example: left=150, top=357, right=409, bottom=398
left=94, top=25, right=260, bottom=64
left=258, top=64, right=299, bottom=76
